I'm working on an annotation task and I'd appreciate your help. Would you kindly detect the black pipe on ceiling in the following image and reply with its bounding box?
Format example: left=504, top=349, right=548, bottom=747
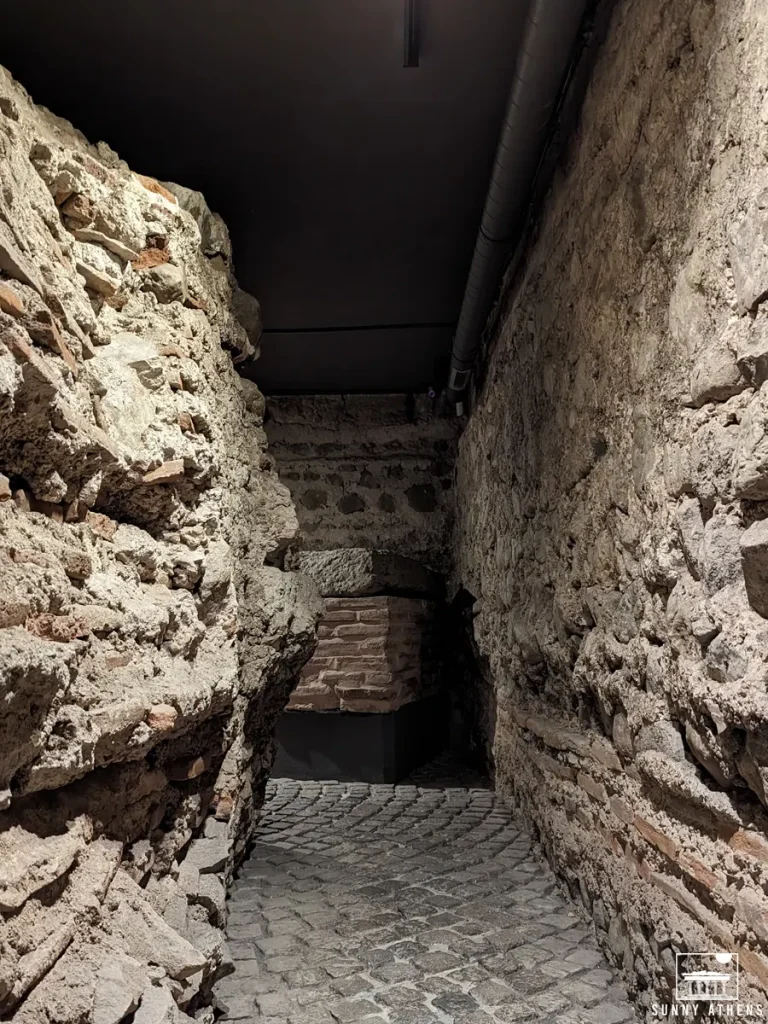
left=447, top=0, right=589, bottom=399
left=403, top=0, right=420, bottom=67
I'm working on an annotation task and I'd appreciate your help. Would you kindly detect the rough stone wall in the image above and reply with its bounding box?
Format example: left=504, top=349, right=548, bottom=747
left=289, top=596, right=438, bottom=713
left=0, top=66, right=319, bottom=1022
left=455, top=0, right=768, bottom=1013
left=265, top=394, right=458, bottom=573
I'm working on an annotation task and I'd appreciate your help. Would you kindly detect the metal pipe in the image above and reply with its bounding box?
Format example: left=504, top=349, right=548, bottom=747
left=403, top=0, right=420, bottom=67
left=447, top=0, right=588, bottom=396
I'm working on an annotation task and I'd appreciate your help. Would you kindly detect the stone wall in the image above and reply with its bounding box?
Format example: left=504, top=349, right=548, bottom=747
left=289, top=596, right=438, bottom=714
left=0, top=66, right=319, bottom=1022
left=455, top=0, right=768, bottom=1014
left=265, top=394, right=458, bottom=574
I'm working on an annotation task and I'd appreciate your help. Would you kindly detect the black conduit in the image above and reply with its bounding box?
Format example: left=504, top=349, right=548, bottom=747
left=447, top=0, right=589, bottom=397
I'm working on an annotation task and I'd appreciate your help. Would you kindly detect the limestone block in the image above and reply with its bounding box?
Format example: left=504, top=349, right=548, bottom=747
left=741, top=518, right=768, bottom=618
left=701, top=509, right=744, bottom=593
left=634, top=722, right=685, bottom=762
left=0, top=817, right=90, bottom=911
left=108, top=872, right=208, bottom=981
left=729, top=189, right=768, bottom=311
left=288, top=547, right=443, bottom=597
left=183, top=839, right=229, bottom=875
left=0, top=219, right=42, bottom=293
left=71, top=226, right=139, bottom=262
left=733, top=388, right=768, bottom=498
left=74, top=240, right=123, bottom=295
left=96, top=332, right=165, bottom=390
left=635, top=750, right=740, bottom=827
left=730, top=315, right=768, bottom=386
left=133, top=981, right=191, bottom=1024
left=675, top=498, right=704, bottom=578
left=92, top=957, right=144, bottom=1024
left=689, top=338, right=743, bottom=405
left=142, top=264, right=187, bottom=304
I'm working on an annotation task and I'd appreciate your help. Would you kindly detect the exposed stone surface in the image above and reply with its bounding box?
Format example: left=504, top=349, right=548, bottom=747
left=0, top=65, right=319, bottom=1022
left=215, top=772, right=634, bottom=1023
left=289, top=548, right=444, bottom=599
left=289, top=596, right=440, bottom=713
left=265, top=395, right=459, bottom=574
left=454, top=0, right=768, bottom=1015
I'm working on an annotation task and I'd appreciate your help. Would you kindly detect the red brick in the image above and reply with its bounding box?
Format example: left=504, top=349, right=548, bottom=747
left=356, top=609, right=390, bottom=624
left=316, top=639, right=361, bottom=655
left=336, top=685, right=398, bottom=701
left=143, top=459, right=185, bottom=485
left=0, top=282, right=24, bottom=318
left=678, top=855, right=720, bottom=891
left=334, top=657, right=387, bottom=671
left=634, top=816, right=679, bottom=861
left=333, top=623, right=384, bottom=639
left=26, top=613, right=88, bottom=642
left=322, top=610, right=357, bottom=624
left=319, top=670, right=365, bottom=686
left=359, top=637, right=387, bottom=651
left=362, top=672, right=395, bottom=687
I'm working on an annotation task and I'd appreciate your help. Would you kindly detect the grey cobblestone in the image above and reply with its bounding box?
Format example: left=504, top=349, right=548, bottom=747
left=214, top=769, right=636, bottom=1023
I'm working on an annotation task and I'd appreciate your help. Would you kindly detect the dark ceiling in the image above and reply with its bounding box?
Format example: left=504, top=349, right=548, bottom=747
left=0, top=1, right=530, bottom=392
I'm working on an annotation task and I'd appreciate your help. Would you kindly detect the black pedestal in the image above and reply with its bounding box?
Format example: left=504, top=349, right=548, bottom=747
left=272, top=696, right=448, bottom=783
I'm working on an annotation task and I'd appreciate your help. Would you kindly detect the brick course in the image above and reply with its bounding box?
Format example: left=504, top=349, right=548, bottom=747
left=288, top=595, right=437, bottom=713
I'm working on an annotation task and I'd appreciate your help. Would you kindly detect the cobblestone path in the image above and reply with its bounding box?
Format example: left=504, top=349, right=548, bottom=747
left=214, top=772, right=635, bottom=1024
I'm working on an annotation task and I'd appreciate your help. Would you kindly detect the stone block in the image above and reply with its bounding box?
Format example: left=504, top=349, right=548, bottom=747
left=701, top=510, right=744, bottom=594
left=734, top=389, right=768, bottom=499
left=729, top=829, right=768, bottom=864
left=731, top=315, right=768, bottom=385
left=689, top=339, right=743, bottom=405
left=287, top=548, right=443, bottom=598
left=741, top=519, right=768, bottom=617
left=0, top=818, right=90, bottom=912
left=729, top=189, right=768, bottom=311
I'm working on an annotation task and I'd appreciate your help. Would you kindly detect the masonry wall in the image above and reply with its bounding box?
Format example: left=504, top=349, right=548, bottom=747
left=289, top=596, right=438, bottom=713
left=0, top=67, right=318, bottom=1022
left=265, top=394, right=458, bottom=574
left=455, top=0, right=768, bottom=1014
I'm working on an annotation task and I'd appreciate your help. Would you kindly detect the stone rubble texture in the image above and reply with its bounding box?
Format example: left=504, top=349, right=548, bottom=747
left=215, top=772, right=635, bottom=1024
left=287, top=549, right=444, bottom=601
left=454, top=0, right=768, bottom=1015
left=0, top=66, right=320, bottom=1022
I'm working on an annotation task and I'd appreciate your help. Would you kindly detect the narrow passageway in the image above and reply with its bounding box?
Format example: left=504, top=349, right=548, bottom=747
left=215, top=763, right=635, bottom=1023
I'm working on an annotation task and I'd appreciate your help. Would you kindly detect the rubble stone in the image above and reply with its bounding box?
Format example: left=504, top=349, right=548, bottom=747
left=741, top=518, right=768, bottom=618
left=452, top=0, right=768, bottom=1009
left=0, top=61, right=319, bottom=1024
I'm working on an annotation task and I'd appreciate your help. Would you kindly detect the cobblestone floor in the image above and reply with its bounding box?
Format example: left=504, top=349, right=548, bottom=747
left=214, top=766, right=636, bottom=1024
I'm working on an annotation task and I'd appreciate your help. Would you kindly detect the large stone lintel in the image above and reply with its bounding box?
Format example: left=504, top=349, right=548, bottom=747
left=287, top=547, right=444, bottom=598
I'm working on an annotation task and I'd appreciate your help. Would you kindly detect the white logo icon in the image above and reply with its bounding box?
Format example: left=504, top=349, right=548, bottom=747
left=676, top=952, right=739, bottom=1002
